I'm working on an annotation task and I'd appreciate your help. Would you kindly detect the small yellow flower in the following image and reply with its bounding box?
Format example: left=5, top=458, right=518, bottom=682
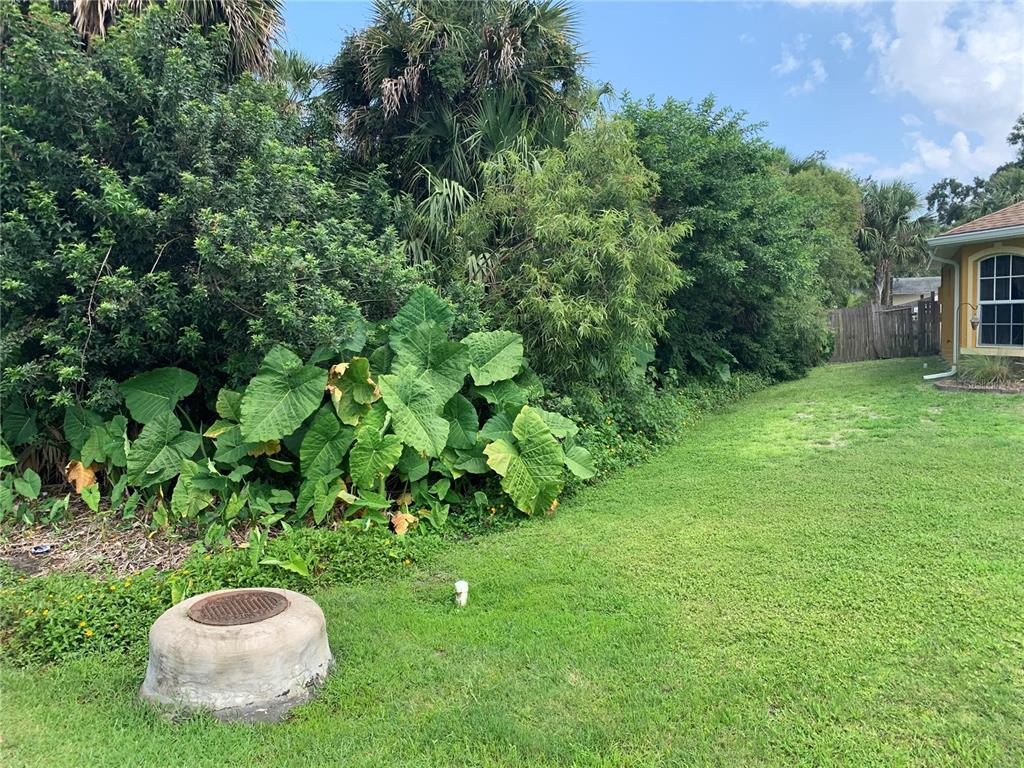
left=78, top=620, right=87, bottom=628
left=109, top=584, right=117, bottom=591
left=123, top=579, right=132, bottom=587
left=76, top=594, right=84, bottom=600
left=403, top=559, right=412, bottom=566
left=84, top=629, right=94, bottom=637
left=42, top=609, right=48, bottom=616
left=113, top=623, right=119, bottom=629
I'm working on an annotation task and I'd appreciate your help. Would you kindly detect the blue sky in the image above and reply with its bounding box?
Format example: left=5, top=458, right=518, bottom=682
left=283, top=1, right=1024, bottom=196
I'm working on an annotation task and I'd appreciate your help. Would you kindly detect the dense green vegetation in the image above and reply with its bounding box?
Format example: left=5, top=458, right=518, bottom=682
left=4, top=360, right=1023, bottom=766
left=1, top=1, right=871, bottom=540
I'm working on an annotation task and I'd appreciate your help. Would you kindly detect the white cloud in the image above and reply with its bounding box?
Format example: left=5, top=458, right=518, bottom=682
left=864, top=0, right=1024, bottom=180
left=832, top=152, right=879, bottom=171
left=772, top=46, right=802, bottom=76
left=738, top=33, right=755, bottom=44
left=788, top=58, right=828, bottom=96
left=832, top=32, right=854, bottom=53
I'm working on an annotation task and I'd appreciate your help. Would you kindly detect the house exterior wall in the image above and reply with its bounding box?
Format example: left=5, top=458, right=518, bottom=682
left=939, top=263, right=955, bottom=362
left=951, top=236, right=1024, bottom=358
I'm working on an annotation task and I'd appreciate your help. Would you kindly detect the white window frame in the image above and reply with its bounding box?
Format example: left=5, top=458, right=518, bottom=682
left=976, top=252, right=1024, bottom=348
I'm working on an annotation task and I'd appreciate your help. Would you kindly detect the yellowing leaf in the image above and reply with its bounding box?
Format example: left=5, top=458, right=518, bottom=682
left=391, top=510, right=418, bottom=536
left=247, top=439, right=281, bottom=457
left=65, top=460, right=98, bottom=493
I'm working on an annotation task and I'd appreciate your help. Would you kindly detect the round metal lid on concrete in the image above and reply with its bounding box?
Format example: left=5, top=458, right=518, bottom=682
left=188, top=589, right=289, bottom=626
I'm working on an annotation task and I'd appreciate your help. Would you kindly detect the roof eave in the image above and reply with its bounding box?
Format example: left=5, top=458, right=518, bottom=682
left=926, top=224, right=1024, bottom=249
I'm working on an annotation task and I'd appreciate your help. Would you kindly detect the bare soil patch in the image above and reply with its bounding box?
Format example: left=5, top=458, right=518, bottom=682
left=1, top=514, right=196, bottom=578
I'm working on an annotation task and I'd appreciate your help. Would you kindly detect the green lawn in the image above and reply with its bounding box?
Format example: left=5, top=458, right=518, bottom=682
left=4, top=359, right=1024, bottom=767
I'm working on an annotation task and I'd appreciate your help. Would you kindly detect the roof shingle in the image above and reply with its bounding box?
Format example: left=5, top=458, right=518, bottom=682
left=934, top=200, right=1024, bottom=239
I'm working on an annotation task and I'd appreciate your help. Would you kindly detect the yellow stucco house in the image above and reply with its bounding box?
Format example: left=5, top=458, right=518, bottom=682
left=927, top=200, right=1024, bottom=370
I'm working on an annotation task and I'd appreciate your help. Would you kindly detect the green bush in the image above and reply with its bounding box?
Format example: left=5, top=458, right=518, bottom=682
left=0, top=4, right=418, bottom=420
left=957, top=355, right=1024, bottom=386
left=0, top=526, right=434, bottom=666
left=455, top=118, right=685, bottom=386
left=621, top=96, right=859, bottom=381
left=2, top=287, right=596, bottom=537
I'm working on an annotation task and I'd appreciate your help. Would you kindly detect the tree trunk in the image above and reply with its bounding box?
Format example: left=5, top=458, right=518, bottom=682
left=872, top=261, right=887, bottom=305
left=882, top=259, right=893, bottom=306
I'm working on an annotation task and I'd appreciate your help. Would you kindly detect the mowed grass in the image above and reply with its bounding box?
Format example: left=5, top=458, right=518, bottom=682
left=3, top=359, right=1023, bottom=767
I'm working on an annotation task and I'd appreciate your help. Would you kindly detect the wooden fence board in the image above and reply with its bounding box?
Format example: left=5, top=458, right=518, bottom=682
left=828, top=297, right=940, bottom=363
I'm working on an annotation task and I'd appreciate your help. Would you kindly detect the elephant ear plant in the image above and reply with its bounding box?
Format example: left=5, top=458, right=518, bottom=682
left=33, top=287, right=595, bottom=538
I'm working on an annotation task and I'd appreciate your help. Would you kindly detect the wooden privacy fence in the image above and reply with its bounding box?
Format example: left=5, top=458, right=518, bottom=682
left=828, top=297, right=940, bottom=363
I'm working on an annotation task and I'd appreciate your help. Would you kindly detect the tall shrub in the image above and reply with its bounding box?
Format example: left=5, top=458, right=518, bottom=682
left=0, top=4, right=418, bottom=419
left=454, top=118, right=686, bottom=384
left=622, top=96, right=836, bottom=380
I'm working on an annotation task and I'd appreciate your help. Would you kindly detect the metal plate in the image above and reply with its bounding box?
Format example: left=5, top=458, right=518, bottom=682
left=188, top=590, right=289, bottom=626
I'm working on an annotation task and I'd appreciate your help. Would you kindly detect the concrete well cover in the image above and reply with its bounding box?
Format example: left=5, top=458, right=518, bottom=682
left=139, top=587, right=333, bottom=722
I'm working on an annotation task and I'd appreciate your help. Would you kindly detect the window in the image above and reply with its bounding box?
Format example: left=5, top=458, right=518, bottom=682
left=978, top=254, right=1024, bottom=347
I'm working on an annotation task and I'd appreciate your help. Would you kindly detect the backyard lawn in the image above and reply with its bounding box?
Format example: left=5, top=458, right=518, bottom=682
left=3, top=358, right=1023, bottom=767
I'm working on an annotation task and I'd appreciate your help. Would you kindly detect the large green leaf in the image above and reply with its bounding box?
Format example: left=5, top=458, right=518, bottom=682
left=378, top=368, right=449, bottom=457
left=81, top=416, right=129, bottom=468
left=563, top=444, right=596, bottom=479
left=483, top=406, right=564, bottom=515
left=463, top=330, right=524, bottom=386
left=390, top=285, right=453, bottom=339
left=478, top=412, right=514, bottom=444
left=126, top=412, right=200, bottom=487
left=533, top=407, right=579, bottom=438
left=120, top=367, right=198, bottom=424
left=0, top=441, right=15, bottom=471
left=240, top=345, right=327, bottom=442
left=13, top=468, right=41, bottom=500
left=2, top=402, right=37, bottom=447
left=391, top=321, right=469, bottom=402
left=170, top=460, right=214, bottom=519
left=475, top=379, right=526, bottom=416
left=397, top=445, right=430, bottom=482
left=348, top=427, right=403, bottom=490
left=63, top=406, right=103, bottom=453
left=328, top=357, right=380, bottom=426
left=215, top=388, right=243, bottom=421
left=443, top=394, right=478, bottom=449
left=300, top=406, right=354, bottom=481
left=212, top=425, right=257, bottom=465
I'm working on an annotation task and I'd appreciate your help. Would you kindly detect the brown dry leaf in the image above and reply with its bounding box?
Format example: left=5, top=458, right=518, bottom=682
left=391, top=511, right=418, bottom=536
left=395, top=492, right=414, bottom=509
left=65, top=460, right=98, bottom=493
left=247, top=439, right=281, bottom=458
left=326, top=362, right=349, bottom=395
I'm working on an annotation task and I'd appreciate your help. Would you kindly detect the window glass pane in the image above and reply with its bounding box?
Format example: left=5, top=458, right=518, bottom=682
left=1014, top=304, right=1024, bottom=323
left=997, top=305, right=1012, bottom=323
left=996, top=325, right=1011, bottom=345
left=1013, top=255, right=1024, bottom=276
left=997, top=255, right=1011, bottom=276
left=981, top=304, right=995, bottom=323
left=996, top=278, right=1010, bottom=300
left=981, top=257, right=995, bottom=277
left=1012, top=276, right=1024, bottom=301
left=981, top=324, right=995, bottom=344
left=981, top=278, right=994, bottom=300
left=1013, top=325, right=1024, bottom=346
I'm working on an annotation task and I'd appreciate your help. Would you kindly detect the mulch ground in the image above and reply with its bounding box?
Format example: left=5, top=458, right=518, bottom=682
left=1, top=513, right=196, bottom=578
left=934, top=379, right=1024, bottom=395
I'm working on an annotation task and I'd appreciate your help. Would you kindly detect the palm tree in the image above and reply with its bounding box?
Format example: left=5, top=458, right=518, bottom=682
left=272, top=49, right=322, bottom=107
left=857, top=180, right=931, bottom=305
left=69, top=0, right=283, bottom=76
left=322, top=0, right=587, bottom=195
